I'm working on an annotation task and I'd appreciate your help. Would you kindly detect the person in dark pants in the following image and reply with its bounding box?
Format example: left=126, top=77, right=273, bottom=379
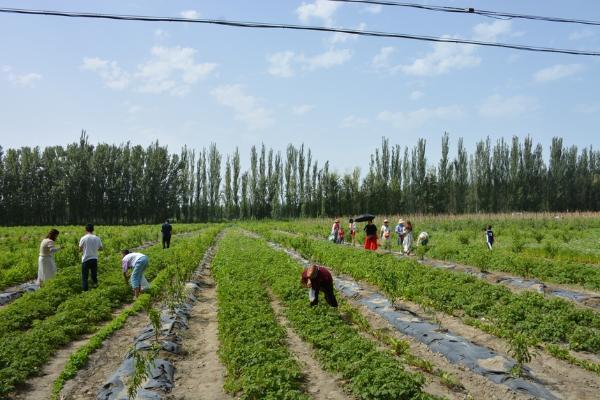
left=79, top=224, right=103, bottom=291
left=161, top=219, right=172, bottom=249
left=301, top=265, right=338, bottom=307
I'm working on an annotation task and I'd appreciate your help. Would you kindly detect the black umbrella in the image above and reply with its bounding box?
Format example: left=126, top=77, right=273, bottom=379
left=354, top=213, right=375, bottom=222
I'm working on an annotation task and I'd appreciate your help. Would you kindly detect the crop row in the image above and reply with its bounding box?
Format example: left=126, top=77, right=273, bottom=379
left=264, top=220, right=600, bottom=291
left=0, top=224, right=205, bottom=290
left=0, top=227, right=218, bottom=396
left=257, top=229, right=600, bottom=355
left=214, top=232, right=432, bottom=399
left=211, top=232, right=309, bottom=399
left=49, top=226, right=221, bottom=399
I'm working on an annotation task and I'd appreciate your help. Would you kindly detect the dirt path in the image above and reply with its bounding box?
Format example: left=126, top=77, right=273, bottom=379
left=272, top=240, right=600, bottom=400
left=269, top=294, right=349, bottom=400
left=57, top=310, right=149, bottom=400
left=168, top=259, right=230, bottom=399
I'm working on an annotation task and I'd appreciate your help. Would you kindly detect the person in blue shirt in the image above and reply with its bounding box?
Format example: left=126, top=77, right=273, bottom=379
left=485, top=225, right=494, bottom=250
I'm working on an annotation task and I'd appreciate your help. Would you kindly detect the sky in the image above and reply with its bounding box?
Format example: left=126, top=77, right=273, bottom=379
left=0, top=0, right=599, bottom=173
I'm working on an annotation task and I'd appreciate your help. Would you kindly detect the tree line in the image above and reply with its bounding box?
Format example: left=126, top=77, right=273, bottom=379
left=0, top=132, right=597, bottom=225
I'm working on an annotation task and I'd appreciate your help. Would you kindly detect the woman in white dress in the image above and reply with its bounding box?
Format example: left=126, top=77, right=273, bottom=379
left=38, top=229, right=60, bottom=286
left=402, top=221, right=414, bottom=255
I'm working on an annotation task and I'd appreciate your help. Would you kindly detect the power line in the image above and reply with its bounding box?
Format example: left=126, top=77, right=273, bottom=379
left=1, top=7, right=599, bottom=56
left=329, top=0, right=600, bottom=26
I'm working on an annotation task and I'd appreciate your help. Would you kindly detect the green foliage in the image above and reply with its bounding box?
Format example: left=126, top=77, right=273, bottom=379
left=262, top=229, right=600, bottom=354
left=457, top=233, right=470, bottom=245
left=510, top=236, right=525, bottom=253
left=507, top=333, right=534, bottom=376
left=213, top=232, right=430, bottom=400
left=128, top=343, right=160, bottom=400
left=532, top=231, right=545, bottom=244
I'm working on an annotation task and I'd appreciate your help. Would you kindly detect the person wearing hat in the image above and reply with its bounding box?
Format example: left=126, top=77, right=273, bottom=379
left=301, top=264, right=338, bottom=307
left=331, top=218, right=341, bottom=243
left=381, top=219, right=392, bottom=252
left=395, top=219, right=405, bottom=248
left=363, top=219, right=378, bottom=250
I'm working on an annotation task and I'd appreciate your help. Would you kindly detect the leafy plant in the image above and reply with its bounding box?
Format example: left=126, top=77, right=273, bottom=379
left=127, top=343, right=160, bottom=400
left=507, top=333, right=534, bottom=376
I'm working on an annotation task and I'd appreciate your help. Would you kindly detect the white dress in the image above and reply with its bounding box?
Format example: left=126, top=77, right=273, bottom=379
left=38, top=238, right=58, bottom=283
left=402, top=229, right=413, bottom=253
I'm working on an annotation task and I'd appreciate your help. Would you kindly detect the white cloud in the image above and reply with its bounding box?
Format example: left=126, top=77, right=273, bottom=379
left=378, top=105, right=464, bottom=129
left=372, top=47, right=395, bottom=70
left=533, top=64, right=583, bottom=83
left=180, top=10, right=200, bottom=19
left=329, top=22, right=366, bottom=44
left=3, top=65, right=42, bottom=87
left=304, top=48, right=352, bottom=70
left=83, top=46, right=217, bottom=95
left=211, top=84, right=274, bottom=130
left=123, top=101, right=142, bottom=114
left=395, top=40, right=480, bottom=76
left=573, top=103, right=600, bottom=114
left=569, top=30, right=594, bottom=41
left=296, top=0, right=340, bottom=25
left=479, top=94, right=538, bottom=118
left=341, top=115, right=369, bottom=127
left=472, top=20, right=512, bottom=42
left=267, top=51, right=296, bottom=78
left=82, top=57, right=131, bottom=89
left=267, top=49, right=352, bottom=77
left=410, top=90, right=424, bottom=100
left=292, top=104, right=314, bottom=115
left=154, top=29, right=170, bottom=40
left=364, top=5, right=382, bottom=14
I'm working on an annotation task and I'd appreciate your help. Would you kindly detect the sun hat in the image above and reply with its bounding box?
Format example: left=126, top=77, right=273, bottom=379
left=398, top=219, right=405, bottom=224
left=384, top=219, right=389, bottom=223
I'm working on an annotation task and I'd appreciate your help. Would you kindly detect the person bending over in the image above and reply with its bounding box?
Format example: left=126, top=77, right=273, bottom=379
left=301, top=264, right=338, bottom=307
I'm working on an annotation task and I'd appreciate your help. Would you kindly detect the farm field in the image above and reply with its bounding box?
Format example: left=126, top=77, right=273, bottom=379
left=0, top=215, right=599, bottom=399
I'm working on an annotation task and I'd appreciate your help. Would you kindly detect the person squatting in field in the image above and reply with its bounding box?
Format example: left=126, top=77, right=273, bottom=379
left=485, top=225, right=494, bottom=250
left=79, top=224, right=103, bottom=291
left=381, top=219, right=392, bottom=251
left=38, top=228, right=60, bottom=286
left=364, top=219, right=378, bottom=250
left=417, top=231, right=429, bottom=246
left=161, top=219, right=172, bottom=249
left=121, top=249, right=149, bottom=298
left=301, top=264, right=338, bottom=307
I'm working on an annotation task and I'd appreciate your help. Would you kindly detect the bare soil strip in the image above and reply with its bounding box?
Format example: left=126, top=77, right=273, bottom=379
left=167, top=263, right=230, bottom=400
left=269, top=294, right=349, bottom=400
left=273, top=241, right=600, bottom=400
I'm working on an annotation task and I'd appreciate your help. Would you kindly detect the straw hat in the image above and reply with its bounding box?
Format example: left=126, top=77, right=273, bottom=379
left=398, top=219, right=405, bottom=224
left=383, top=219, right=389, bottom=223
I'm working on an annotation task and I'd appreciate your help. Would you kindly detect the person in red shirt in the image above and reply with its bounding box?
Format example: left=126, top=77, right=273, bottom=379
left=301, top=265, right=338, bottom=307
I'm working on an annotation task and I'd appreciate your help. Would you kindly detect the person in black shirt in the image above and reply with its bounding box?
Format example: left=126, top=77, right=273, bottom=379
left=485, top=225, right=494, bottom=250
left=161, top=219, right=172, bottom=249
left=363, top=219, right=378, bottom=250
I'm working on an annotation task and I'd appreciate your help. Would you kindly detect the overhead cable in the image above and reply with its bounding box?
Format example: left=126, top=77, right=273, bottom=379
left=0, top=7, right=599, bottom=56
left=328, top=0, right=600, bottom=26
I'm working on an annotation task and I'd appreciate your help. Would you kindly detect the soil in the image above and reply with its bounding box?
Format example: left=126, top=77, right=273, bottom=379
left=350, top=277, right=600, bottom=400
left=269, top=294, right=349, bottom=400
left=58, top=311, right=149, bottom=400
left=167, top=264, right=230, bottom=400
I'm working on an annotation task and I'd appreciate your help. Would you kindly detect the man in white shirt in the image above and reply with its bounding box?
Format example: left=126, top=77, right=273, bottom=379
left=79, top=224, right=103, bottom=291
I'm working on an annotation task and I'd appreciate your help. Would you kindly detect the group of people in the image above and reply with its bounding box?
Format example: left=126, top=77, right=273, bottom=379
left=36, top=219, right=174, bottom=298
left=331, top=217, right=428, bottom=255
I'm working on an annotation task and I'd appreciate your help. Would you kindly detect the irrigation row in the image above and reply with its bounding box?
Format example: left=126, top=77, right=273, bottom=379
left=277, top=230, right=600, bottom=311
left=266, top=239, right=561, bottom=400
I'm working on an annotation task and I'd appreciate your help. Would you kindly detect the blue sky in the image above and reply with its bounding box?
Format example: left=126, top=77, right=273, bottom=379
left=1, top=0, right=599, bottom=172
